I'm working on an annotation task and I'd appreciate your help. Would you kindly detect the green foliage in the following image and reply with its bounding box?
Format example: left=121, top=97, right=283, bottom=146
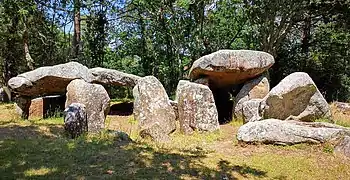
left=0, top=0, right=349, bottom=101
left=323, top=143, right=334, bottom=154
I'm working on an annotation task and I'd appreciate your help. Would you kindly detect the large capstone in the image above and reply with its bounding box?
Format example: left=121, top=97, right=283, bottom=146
left=237, top=119, right=350, bottom=145
left=261, top=72, right=331, bottom=121
left=234, top=75, right=269, bottom=119
left=8, top=62, right=93, bottom=96
left=66, top=79, right=110, bottom=133
left=89, top=67, right=141, bottom=87
left=177, top=81, right=219, bottom=134
left=133, top=76, right=176, bottom=142
left=189, top=50, right=274, bottom=88
left=64, top=103, right=88, bottom=138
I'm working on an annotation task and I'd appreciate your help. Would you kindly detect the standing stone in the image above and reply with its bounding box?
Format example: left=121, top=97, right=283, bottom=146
left=189, top=50, right=275, bottom=88
left=175, top=80, right=190, bottom=102
left=15, top=96, right=31, bottom=119
left=335, top=136, right=350, bottom=157
left=29, top=97, right=44, bottom=119
left=234, top=75, right=269, bottom=119
left=177, top=81, right=219, bottom=134
left=242, top=99, right=263, bottom=123
left=133, top=76, right=176, bottom=142
left=66, top=79, right=110, bottom=133
left=261, top=72, right=331, bottom=121
left=64, top=103, right=88, bottom=138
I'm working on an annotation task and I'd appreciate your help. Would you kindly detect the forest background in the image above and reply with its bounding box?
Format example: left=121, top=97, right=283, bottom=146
left=0, top=0, right=349, bottom=101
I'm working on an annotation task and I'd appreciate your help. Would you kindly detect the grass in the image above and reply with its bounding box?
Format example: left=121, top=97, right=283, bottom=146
left=1, top=103, right=350, bottom=179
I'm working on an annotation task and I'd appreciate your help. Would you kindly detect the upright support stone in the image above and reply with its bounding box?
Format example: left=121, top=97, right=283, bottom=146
left=133, top=76, right=176, bottom=142
left=242, top=99, right=263, bottom=123
left=177, top=81, right=219, bottom=134
left=66, top=79, right=110, bottom=133
left=175, top=80, right=190, bottom=102
left=233, top=75, right=269, bottom=120
left=15, top=96, right=32, bottom=119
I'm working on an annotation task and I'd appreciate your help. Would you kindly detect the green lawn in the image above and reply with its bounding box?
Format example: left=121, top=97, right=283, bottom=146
left=1, top=103, right=350, bottom=179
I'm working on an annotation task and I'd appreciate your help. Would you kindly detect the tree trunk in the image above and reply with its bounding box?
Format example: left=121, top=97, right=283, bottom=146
left=72, top=0, right=81, bottom=59
left=301, top=13, right=311, bottom=70
left=23, top=28, right=34, bottom=70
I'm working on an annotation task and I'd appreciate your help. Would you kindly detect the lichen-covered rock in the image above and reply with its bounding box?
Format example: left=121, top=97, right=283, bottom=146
left=66, top=79, right=110, bottom=133
left=133, top=76, right=176, bottom=142
left=335, top=136, right=350, bottom=157
left=262, top=72, right=331, bottom=121
left=189, top=50, right=274, bottom=87
left=242, top=99, right=263, bottom=123
left=234, top=76, right=269, bottom=119
left=64, top=103, right=88, bottom=138
left=89, top=67, right=141, bottom=87
left=8, top=62, right=92, bottom=96
left=237, top=119, right=350, bottom=145
left=175, top=80, right=190, bottom=102
left=177, top=81, right=219, bottom=134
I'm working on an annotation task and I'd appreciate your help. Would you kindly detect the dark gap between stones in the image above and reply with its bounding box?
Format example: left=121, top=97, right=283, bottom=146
left=108, top=102, right=134, bottom=116
left=211, top=84, right=242, bottom=124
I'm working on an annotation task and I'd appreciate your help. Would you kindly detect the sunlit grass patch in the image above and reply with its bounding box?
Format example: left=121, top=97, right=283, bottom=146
left=24, top=167, right=58, bottom=177
left=167, top=130, right=222, bottom=151
left=105, top=115, right=139, bottom=140
left=30, top=117, right=64, bottom=125
left=0, top=103, right=19, bottom=122
left=229, top=118, right=244, bottom=127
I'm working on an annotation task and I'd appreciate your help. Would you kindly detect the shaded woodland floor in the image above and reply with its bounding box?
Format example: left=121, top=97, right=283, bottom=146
left=1, top=103, right=350, bottom=179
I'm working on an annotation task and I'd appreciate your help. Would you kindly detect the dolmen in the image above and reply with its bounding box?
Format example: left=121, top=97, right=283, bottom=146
left=8, top=49, right=349, bottom=150
left=8, top=62, right=140, bottom=136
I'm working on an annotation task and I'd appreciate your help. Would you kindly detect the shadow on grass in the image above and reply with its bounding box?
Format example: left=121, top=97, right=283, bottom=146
left=217, top=160, right=267, bottom=180
left=0, top=124, right=267, bottom=179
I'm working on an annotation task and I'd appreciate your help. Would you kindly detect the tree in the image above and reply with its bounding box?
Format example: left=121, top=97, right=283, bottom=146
left=72, top=0, right=81, bottom=59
